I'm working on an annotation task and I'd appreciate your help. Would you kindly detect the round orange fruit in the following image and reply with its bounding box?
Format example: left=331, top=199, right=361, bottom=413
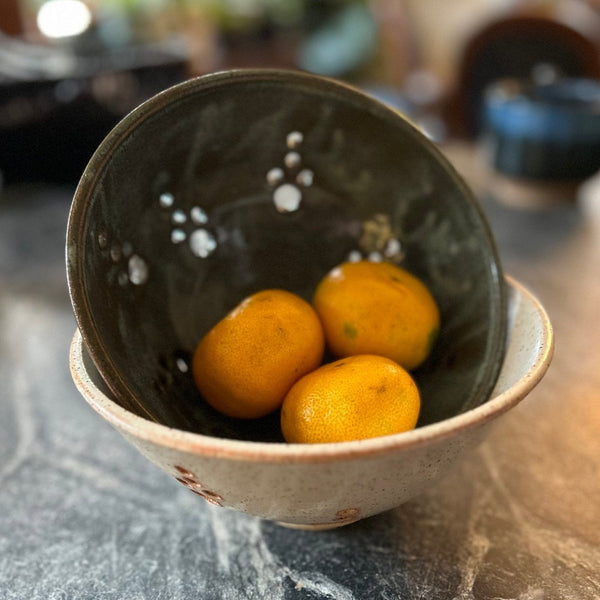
left=192, top=289, right=325, bottom=419
left=313, top=260, right=440, bottom=371
left=280, top=354, right=420, bottom=443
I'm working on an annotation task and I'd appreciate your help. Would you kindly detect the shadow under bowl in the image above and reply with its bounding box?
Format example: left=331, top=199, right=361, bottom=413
left=70, top=277, right=553, bottom=528
left=66, top=69, right=507, bottom=440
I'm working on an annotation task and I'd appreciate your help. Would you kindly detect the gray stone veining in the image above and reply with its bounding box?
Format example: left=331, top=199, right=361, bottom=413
left=1, top=186, right=599, bottom=599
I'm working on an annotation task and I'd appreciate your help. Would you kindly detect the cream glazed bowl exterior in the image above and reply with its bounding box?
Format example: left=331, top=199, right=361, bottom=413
left=69, top=277, right=552, bottom=530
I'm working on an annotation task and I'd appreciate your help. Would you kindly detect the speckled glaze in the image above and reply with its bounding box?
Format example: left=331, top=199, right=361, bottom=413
left=66, top=69, right=508, bottom=439
left=70, top=277, right=553, bottom=528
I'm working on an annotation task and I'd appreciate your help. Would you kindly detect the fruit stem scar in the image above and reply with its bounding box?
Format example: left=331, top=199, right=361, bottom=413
left=343, top=323, right=358, bottom=338
left=368, top=384, right=387, bottom=394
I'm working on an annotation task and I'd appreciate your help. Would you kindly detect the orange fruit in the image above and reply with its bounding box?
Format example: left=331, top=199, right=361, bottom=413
left=192, top=289, right=325, bottom=419
left=280, top=354, right=420, bottom=443
left=313, top=260, right=440, bottom=371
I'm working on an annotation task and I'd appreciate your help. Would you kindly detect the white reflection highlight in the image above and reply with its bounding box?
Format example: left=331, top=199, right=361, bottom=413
left=37, top=0, right=92, bottom=39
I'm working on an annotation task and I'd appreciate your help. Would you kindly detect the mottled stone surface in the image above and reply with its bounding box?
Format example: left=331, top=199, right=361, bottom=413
left=1, top=178, right=600, bottom=599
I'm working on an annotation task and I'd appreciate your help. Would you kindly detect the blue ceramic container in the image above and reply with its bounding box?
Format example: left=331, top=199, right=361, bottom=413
left=483, top=78, right=600, bottom=181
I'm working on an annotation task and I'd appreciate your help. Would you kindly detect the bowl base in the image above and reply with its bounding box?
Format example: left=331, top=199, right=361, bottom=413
left=276, top=520, right=358, bottom=531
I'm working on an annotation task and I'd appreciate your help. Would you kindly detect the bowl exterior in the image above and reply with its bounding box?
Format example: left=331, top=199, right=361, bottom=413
left=118, top=424, right=491, bottom=528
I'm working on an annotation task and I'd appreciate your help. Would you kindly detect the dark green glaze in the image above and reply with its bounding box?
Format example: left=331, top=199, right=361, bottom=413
left=66, top=69, right=507, bottom=441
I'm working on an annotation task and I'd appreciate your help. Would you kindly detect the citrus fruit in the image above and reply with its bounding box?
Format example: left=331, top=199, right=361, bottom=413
left=192, top=289, right=325, bottom=419
left=313, top=260, right=440, bottom=370
left=280, top=354, right=420, bottom=443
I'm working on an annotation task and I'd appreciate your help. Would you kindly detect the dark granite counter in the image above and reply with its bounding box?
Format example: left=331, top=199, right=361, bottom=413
left=1, top=164, right=599, bottom=598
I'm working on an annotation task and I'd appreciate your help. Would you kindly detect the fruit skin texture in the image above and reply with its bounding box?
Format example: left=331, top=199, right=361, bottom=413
left=192, top=289, right=325, bottom=419
left=280, top=354, right=420, bottom=444
left=313, top=260, right=440, bottom=371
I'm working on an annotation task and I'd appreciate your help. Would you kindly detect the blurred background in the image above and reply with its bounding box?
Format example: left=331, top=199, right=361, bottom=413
left=1, top=0, right=600, bottom=194
left=3, top=6, right=600, bottom=599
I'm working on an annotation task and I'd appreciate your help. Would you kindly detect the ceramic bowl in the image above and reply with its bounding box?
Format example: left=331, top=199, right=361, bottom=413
left=67, top=69, right=507, bottom=439
left=66, top=69, right=519, bottom=527
left=70, top=277, right=553, bottom=528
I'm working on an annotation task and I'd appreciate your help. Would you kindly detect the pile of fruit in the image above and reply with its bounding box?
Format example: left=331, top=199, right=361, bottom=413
left=192, top=260, right=440, bottom=444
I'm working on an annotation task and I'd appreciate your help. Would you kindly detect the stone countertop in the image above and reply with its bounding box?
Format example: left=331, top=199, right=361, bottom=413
left=1, top=170, right=599, bottom=599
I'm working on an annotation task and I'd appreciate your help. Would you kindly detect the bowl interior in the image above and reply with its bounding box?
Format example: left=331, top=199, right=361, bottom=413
left=67, top=69, right=506, bottom=441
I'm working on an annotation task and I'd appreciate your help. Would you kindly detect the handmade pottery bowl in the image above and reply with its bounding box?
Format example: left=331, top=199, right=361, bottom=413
left=67, top=69, right=518, bottom=527
left=70, top=277, right=552, bottom=528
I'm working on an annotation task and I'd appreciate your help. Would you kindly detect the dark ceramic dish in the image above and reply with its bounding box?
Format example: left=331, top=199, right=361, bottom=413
left=67, top=69, right=507, bottom=442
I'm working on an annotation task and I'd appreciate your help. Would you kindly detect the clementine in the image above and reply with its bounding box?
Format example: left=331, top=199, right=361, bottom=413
left=281, top=354, right=420, bottom=443
left=192, top=289, right=324, bottom=419
left=313, top=260, right=440, bottom=370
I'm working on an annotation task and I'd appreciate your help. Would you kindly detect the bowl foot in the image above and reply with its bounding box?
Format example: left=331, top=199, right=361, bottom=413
left=276, top=520, right=358, bottom=531
left=276, top=508, right=361, bottom=530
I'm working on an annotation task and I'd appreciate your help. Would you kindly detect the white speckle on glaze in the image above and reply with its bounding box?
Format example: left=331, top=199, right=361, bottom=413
left=110, top=244, right=122, bottom=263
left=296, top=169, right=314, bottom=187
left=273, top=184, right=302, bottom=213
left=175, top=358, right=189, bottom=373
left=266, top=167, right=284, bottom=186
left=286, top=131, right=303, bottom=148
left=284, top=152, right=301, bottom=169
left=128, top=255, right=148, bottom=285
left=97, top=230, right=108, bottom=249
left=190, top=206, right=208, bottom=225
left=171, top=229, right=186, bottom=244
left=383, top=238, right=402, bottom=258
left=172, top=210, right=187, bottom=225
left=189, top=229, right=217, bottom=258
left=159, top=192, right=174, bottom=208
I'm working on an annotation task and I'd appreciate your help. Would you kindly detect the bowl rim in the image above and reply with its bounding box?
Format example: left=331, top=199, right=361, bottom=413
left=69, top=275, right=553, bottom=463
left=66, top=67, right=508, bottom=436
